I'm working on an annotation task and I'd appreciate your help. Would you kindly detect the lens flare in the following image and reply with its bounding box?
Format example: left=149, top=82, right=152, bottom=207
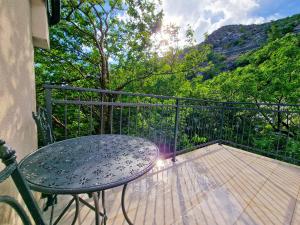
left=156, top=159, right=165, bottom=168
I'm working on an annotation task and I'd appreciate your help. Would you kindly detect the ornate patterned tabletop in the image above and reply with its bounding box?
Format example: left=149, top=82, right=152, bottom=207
left=19, top=135, right=159, bottom=195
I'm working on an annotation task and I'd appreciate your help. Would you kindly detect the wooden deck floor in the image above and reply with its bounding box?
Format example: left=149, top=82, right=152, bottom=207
left=45, top=144, right=300, bottom=225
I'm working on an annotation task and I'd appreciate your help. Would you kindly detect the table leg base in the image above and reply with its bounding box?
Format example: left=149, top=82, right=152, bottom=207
left=50, top=192, right=107, bottom=225
left=49, top=185, right=133, bottom=225
left=121, top=184, right=134, bottom=225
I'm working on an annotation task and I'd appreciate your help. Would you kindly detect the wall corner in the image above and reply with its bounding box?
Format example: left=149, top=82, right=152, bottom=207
left=31, top=0, right=50, bottom=49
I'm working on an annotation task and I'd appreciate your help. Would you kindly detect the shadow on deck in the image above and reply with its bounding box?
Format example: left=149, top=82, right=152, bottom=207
left=45, top=144, right=300, bottom=225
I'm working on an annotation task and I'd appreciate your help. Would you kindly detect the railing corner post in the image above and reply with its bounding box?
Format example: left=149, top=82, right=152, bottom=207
left=173, top=99, right=180, bottom=162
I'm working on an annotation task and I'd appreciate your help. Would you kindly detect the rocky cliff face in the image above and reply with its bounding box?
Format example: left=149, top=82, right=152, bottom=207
left=200, top=14, right=300, bottom=72
left=206, top=23, right=269, bottom=55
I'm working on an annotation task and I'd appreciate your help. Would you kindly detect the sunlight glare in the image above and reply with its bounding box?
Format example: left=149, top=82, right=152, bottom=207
left=156, top=159, right=165, bottom=169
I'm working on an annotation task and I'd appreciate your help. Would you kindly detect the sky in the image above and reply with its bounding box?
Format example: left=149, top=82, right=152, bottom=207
left=161, top=0, right=300, bottom=44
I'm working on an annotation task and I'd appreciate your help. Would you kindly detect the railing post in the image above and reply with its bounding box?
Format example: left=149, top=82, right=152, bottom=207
left=173, top=99, right=180, bottom=162
left=219, top=102, right=225, bottom=143
left=45, top=87, right=53, bottom=131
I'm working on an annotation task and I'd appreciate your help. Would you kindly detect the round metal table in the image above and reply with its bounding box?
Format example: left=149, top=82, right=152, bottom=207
left=19, top=135, right=159, bottom=225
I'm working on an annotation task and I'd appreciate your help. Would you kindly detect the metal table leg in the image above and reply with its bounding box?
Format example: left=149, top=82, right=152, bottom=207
left=93, top=192, right=100, bottom=225
left=121, top=183, right=133, bottom=225
left=101, top=191, right=107, bottom=225
left=71, top=196, right=79, bottom=225
left=49, top=191, right=108, bottom=225
left=93, top=191, right=107, bottom=225
left=52, top=195, right=79, bottom=225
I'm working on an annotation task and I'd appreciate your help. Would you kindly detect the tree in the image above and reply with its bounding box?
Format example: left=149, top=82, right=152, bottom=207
left=35, top=0, right=163, bottom=133
left=35, top=0, right=163, bottom=91
left=126, top=25, right=215, bottom=97
left=196, top=33, right=300, bottom=139
left=205, top=33, right=300, bottom=104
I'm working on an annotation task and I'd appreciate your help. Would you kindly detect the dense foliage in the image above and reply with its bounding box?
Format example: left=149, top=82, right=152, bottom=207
left=197, top=33, right=300, bottom=103
left=35, top=4, right=300, bottom=164
left=35, top=0, right=163, bottom=91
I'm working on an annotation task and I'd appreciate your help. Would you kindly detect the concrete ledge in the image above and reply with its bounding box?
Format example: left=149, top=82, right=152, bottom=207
left=31, top=0, right=49, bottom=49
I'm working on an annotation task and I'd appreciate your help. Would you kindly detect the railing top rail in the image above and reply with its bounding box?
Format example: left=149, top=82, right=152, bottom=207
left=222, top=101, right=300, bottom=107
left=52, top=99, right=176, bottom=108
left=43, top=84, right=218, bottom=103
left=44, top=84, right=300, bottom=108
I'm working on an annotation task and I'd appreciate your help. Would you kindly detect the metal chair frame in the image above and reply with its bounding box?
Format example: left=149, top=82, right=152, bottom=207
left=0, top=140, right=47, bottom=225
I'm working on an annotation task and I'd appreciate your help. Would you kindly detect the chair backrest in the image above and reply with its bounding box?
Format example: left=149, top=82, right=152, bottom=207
left=32, top=107, right=54, bottom=146
left=0, top=140, right=47, bottom=225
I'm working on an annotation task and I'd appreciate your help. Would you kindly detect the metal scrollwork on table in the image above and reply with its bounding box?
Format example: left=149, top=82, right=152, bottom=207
left=19, top=135, right=159, bottom=195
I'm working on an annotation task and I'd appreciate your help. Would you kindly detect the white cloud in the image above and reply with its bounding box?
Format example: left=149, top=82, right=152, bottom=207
left=161, top=0, right=282, bottom=44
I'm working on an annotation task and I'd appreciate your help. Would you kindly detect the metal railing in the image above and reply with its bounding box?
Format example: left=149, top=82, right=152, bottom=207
left=44, top=84, right=300, bottom=165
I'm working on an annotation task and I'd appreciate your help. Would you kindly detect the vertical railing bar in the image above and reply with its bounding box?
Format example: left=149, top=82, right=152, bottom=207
left=247, top=114, right=252, bottom=147
left=210, top=108, right=214, bottom=141
left=209, top=108, right=213, bottom=141
left=147, top=106, right=151, bottom=140
left=206, top=108, right=210, bottom=141
left=155, top=106, right=158, bottom=145
left=159, top=106, right=163, bottom=151
left=194, top=108, right=198, bottom=139
left=214, top=108, right=219, bottom=141
left=265, top=111, right=273, bottom=155
left=169, top=105, right=172, bottom=154
left=241, top=113, right=245, bottom=145
left=155, top=106, right=161, bottom=143
left=189, top=105, right=192, bottom=142
left=276, top=111, right=281, bottom=158
left=206, top=108, right=210, bottom=142
left=224, top=107, right=228, bottom=142
left=199, top=108, right=203, bottom=139
left=208, top=107, right=212, bottom=142
left=128, top=107, right=131, bottom=135
left=78, top=94, right=81, bottom=136
left=135, top=107, right=138, bottom=136
left=230, top=109, right=235, bottom=143
left=226, top=108, right=231, bottom=142
left=186, top=106, right=190, bottom=142
left=119, top=106, right=123, bottom=135
left=235, top=112, right=239, bottom=144
left=45, top=87, right=53, bottom=131
left=285, top=112, right=290, bottom=160
left=191, top=107, right=195, bottom=143
left=89, top=96, right=93, bottom=135
left=203, top=107, right=207, bottom=142
left=296, top=111, right=300, bottom=164
left=64, top=93, right=68, bottom=139
left=165, top=105, right=170, bottom=154
left=160, top=104, right=165, bottom=154
left=142, top=106, right=145, bottom=138
left=173, top=99, right=180, bottom=162
left=100, top=94, right=104, bottom=134
left=229, top=110, right=233, bottom=143
left=203, top=108, right=207, bottom=142
left=198, top=108, right=202, bottom=138
left=209, top=107, right=212, bottom=142
left=110, top=103, right=114, bottom=134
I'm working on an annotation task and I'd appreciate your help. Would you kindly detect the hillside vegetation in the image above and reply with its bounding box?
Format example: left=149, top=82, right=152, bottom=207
left=201, top=13, right=300, bottom=73
left=195, top=33, right=300, bottom=104
left=34, top=2, right=300, bottom=163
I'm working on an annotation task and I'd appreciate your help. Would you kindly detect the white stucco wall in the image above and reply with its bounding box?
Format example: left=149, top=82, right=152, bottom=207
left=0, top=0, right=49, bottom=224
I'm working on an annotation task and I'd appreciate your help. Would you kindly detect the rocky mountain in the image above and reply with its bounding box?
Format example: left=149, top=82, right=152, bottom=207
left=201, top=13, right=300, bottom=72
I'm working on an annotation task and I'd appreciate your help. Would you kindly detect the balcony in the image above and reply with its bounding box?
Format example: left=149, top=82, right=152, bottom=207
left=43, top=144, right=300, bottom=225
left=40, top=85, right=300, bottom=224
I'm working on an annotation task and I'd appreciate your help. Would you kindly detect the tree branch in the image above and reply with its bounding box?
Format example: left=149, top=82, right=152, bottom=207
left=64, top=1, right=83, bottom=20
